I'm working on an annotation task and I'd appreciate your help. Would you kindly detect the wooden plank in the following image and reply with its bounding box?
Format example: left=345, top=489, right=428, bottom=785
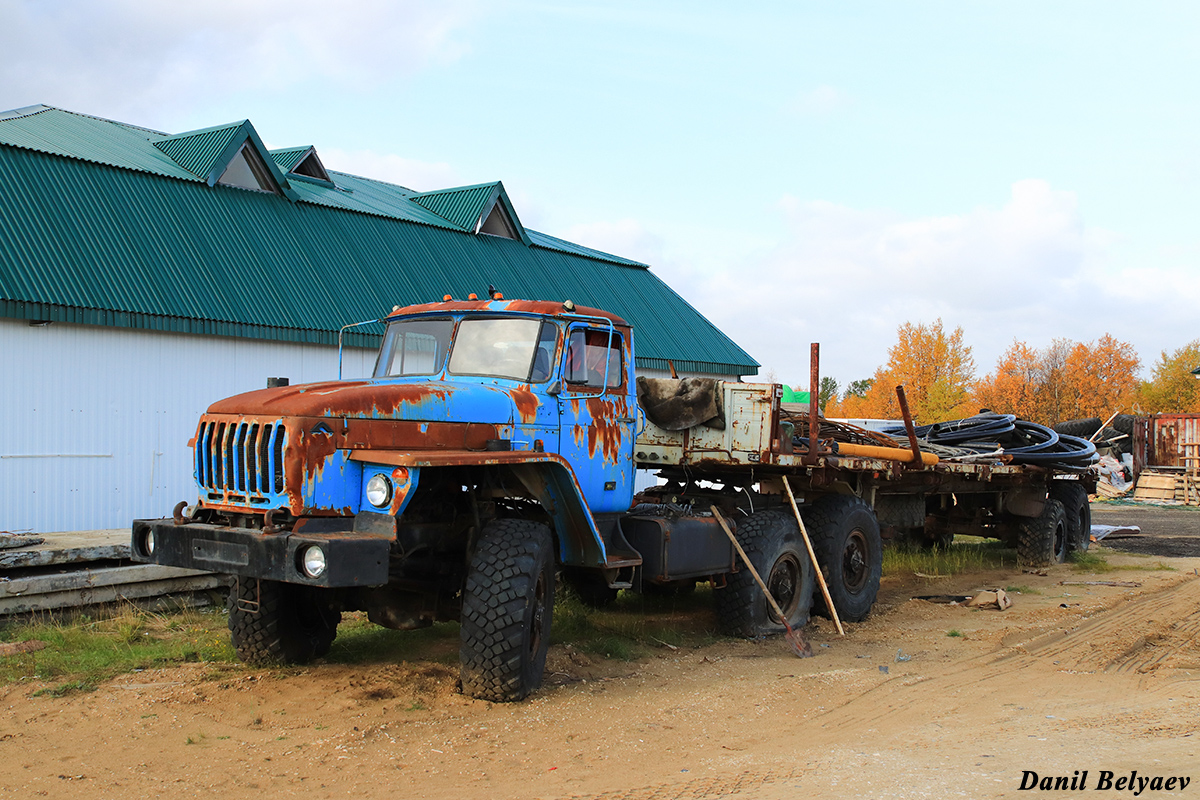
left=0, top=564, right=218, bottom=599
left=0, top=575, right=226, bottom=616
left=0, top=529, right=130, bottom=570
left=1136, top=475, right=1178, bottom=489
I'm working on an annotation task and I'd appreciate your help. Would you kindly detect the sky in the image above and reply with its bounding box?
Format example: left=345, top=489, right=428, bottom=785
left=2, top=0, right=1198, bottom=389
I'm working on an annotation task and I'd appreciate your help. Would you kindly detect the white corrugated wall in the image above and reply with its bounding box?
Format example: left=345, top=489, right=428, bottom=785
left=0, top=319, right=375, bottom=534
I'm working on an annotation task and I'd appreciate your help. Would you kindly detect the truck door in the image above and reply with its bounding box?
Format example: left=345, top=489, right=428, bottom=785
left=557, top=324, right=637, bottom=513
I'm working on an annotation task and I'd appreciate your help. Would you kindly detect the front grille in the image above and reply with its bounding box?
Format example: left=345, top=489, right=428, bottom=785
left=196, top=419, right=286, bottom=500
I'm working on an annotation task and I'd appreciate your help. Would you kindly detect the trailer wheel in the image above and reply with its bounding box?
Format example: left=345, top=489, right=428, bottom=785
left=1050, top=482, right=1091, bottom=554
left=1018, top=498, right=1068, bottom=566
left=714, top=510, right=814, bottom=638
left=804, top=496, right=882, bottom=623
left=227, top=578, right=340, bottom=665
left=460, top=519, right=555, bottom=702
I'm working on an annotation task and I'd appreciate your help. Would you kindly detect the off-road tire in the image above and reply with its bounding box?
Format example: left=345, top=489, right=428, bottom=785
left=804, top=495, right=882, bottom=623
left=1018, top=498, right=1068, bottom=566
left=714, top=510, right=814, bottom=638
left=460, top=519, right=555, bottom=702
left=1054, top=418, right=1102, bottom=438
left=227, top=578, right=341, bottom=665
left=560, top=567, right=619, bottom=608
left=1049, top=482, right=1090, bottom=554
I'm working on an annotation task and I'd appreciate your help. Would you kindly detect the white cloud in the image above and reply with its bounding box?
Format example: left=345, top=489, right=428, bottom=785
left=789, top=84, right=852, bottom=116
left=0, top=0, right=475, bottom=123
left=656, top=179, right=1194, bottom=386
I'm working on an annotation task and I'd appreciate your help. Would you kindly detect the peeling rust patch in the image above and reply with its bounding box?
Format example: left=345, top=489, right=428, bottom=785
left=509, top=385, right=540, bottom=424
left=585, top=396, right=628, bottom=464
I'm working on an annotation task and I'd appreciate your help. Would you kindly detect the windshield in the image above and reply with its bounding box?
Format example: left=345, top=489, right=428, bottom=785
left=374, top=318, right=454, bottom=377
left=449, top=317, right=551, bottom=381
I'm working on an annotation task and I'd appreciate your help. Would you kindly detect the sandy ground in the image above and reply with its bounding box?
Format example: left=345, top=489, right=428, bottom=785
left=1, top=515, right=1198, bottom=799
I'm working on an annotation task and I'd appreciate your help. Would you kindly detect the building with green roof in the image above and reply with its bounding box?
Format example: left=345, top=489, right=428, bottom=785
left=0, top=104, right=758, bottom=533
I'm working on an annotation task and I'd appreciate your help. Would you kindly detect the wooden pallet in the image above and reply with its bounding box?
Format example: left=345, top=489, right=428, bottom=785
left=1132, top=471, right=1198, bottom=503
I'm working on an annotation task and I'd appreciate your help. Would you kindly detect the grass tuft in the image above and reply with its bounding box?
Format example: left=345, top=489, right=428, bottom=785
left=0, top=605, right=234, bottom=694
left=883, top=539, right=1015, bottom=578
left=946, top=629, right=963, bottom=638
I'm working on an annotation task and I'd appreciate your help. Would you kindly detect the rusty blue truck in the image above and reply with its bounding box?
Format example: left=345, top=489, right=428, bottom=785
left=133, top=297, right=1093, bottom=700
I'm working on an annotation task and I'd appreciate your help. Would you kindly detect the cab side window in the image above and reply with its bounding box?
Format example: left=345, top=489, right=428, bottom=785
left=565, top=328, right=623, bottom=389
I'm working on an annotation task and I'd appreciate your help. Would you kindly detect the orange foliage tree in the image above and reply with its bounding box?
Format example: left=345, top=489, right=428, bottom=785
left=849, top=320, right=975, bottom=423
left=974, top=335, right=1140, bottom=425
left=1062, top=334, right=1140, bottom=420
left=1138, top=340, right=1200, bottom=413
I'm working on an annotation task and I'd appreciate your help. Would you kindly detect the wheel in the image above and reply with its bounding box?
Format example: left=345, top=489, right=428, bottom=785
left=714, top=510, right=814, bottom=638
left=560, top=566, right=619, bottom=608
left=227, top=578, right=341, bottom=665
left=803, top=495, right=882, bottom=623
left=460, top=519, right=555, bottom=702
left=1050, top=482, right=1091, bottom=554
left=1018, top=498, right=1068, bottom=566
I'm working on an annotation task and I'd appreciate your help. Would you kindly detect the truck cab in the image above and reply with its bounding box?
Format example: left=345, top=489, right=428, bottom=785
left=133, top=298, right=648, bottom=700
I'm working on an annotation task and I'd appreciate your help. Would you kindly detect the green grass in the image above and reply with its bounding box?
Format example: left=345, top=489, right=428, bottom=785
left=0, top=606, right=235, bottom=696
left=882, top=539, right=1016, bottom=578
left=947, top=629, right=963, bottom=638
left=551, top=582, right=722, bottom=661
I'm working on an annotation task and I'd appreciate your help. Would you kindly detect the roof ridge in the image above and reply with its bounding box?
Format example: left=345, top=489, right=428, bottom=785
left=411, top=180, right=501, bottom=197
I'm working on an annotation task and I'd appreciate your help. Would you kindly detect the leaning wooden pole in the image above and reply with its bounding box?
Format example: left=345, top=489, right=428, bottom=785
left=783, top=476, right=845, bottom=637
left=711, top=506, right=813, bottom=658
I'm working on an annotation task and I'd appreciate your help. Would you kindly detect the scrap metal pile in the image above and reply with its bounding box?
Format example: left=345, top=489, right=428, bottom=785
left=882, top=413, right=1098, bottom=471
left=784, top=411, right=1097, bottom=471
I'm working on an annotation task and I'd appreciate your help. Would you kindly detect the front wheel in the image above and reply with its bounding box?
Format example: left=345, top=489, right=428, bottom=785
left=460, top=519, right=555, bottom=702
left=227, top=579, right=341, bottom=665
left=804, top=496, right=882, bottom=623
left=714, top=510, right=814, bottom=638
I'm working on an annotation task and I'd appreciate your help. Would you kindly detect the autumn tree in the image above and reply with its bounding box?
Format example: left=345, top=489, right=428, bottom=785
left=1138, top=340, right=1200, bottom=413
left=974, top=340, right=1044, bottom=421
left=1061, top=334, right=1140, bottom=420
left=860, top=320, right=976, bottom=423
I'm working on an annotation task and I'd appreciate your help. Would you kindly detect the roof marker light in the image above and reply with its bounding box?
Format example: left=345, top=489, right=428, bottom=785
left=468, top=293, right=478, bottom=300
left=494, top=292, right=504, bottom=300
left=563, top=300, right=576, bottom=312
left=443, top=294, right=452, bottom=301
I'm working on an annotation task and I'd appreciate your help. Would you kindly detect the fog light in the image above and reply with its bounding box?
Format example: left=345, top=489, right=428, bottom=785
left=366, top=473, right=393, bottom=507
left=144, top=530, right=156, bottom=556
left=301, top=545, right=327, bottom=578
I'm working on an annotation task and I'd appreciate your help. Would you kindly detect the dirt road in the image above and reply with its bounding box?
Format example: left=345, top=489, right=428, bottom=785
left=1, top=547, right=1197, bottom=799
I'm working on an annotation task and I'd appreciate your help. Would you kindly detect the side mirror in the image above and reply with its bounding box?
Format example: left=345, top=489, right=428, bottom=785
left=546, top=380, right=562, bottom=396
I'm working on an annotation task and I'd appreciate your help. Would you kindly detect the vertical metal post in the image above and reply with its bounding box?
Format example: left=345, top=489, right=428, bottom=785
left=805, top=343, right=820, bottom=466
left=895, top=385, right=923, bottom=466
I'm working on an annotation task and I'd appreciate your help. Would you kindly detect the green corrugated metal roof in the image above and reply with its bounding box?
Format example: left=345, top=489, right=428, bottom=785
left=410, top=182, right=501, bottom=231
left=269, top=146, right=311, bottom=173
left=153, top=121, right=245, bottom=181
left=0, top=106, right=759, bottom=375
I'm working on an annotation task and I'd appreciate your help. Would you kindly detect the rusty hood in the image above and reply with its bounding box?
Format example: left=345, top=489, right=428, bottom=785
left=207, top=379, right=541, bottom=425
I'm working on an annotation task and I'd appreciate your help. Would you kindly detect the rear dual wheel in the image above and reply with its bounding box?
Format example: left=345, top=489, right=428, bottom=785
left=715, top=510, right=815, bottom=638
left=804, top=496, right=882, bottom=623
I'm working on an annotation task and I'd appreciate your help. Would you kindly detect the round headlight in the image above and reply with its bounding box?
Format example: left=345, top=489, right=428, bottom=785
left=366, top=474, right=393, bottom=508
left=301, top=545, right=327, bottom=578
left=144, top=530, right=156, bottom=556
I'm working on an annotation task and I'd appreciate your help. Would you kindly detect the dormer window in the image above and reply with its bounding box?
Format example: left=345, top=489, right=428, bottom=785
left=218, top=143, right=277, bottom=193
left=292, top=150, right=331, bottom=182
left=478, top=202, right=519, bottom=240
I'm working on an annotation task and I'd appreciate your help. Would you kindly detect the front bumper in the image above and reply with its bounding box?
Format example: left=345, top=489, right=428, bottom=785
left=131, top=517, right=391, bottom=587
